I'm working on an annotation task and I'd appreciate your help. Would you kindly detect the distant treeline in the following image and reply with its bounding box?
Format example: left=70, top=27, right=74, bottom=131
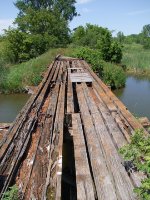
left=115, top=24, right=150, bottom=49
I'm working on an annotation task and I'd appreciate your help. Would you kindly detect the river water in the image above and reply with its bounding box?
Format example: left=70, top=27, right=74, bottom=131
left=0, top=75, right=150, bottom=123
left=114, top=75, right=150, bottom=120
left=0, top=94, right=30, bottom=122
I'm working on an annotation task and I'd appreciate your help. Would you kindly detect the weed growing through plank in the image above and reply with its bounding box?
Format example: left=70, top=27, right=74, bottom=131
left=2, top=185, right=18, bottom=200
left=119, top=129, right=150, bottom=200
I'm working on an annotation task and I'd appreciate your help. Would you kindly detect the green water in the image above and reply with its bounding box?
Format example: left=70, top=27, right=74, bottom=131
left=0, top=94, right=30, bottom=122
left=114, top=75, right=150, bottom=120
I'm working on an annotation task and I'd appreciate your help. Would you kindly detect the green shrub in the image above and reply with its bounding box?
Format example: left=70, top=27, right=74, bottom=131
left=2, top=185, right=18, bottom=200
left=72, top=24, right=123, bottom=63
left=119, top=129, right=150, bottom=200
left=72, top=47, right=103, bottom=74
left=102, top=62, right=126, bottom=89
left=71, top=47, right=126, bottom=89
left=5, top=28, right=62, bottom=63
left=109, top=41, right=123, bottom=63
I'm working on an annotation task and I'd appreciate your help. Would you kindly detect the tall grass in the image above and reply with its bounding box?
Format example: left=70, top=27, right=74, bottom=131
left=0, top=48, right=73, bottom=93
left=122, top=43, right=150, bottom=73
left=0, top=41, right=10, bottom=92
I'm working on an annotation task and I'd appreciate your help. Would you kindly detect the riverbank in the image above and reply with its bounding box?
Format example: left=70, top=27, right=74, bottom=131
left=126, top=70, right=150, bottom=78
left=0, top=48, right=73, bottom=94
left=1, top=43, right=150, bottom=94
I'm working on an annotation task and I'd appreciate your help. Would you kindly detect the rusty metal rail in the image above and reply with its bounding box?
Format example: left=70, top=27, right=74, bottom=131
left=0, top=56, right=146, bottom=199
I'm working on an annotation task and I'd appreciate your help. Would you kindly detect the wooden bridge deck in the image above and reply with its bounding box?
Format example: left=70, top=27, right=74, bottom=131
left=0, top=56, right=145, bottom=199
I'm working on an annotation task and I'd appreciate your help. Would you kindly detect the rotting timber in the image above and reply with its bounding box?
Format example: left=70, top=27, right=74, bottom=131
left=0, top=56, right=146, bottom=200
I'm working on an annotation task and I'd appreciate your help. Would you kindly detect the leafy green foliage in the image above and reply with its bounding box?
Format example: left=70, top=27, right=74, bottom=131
left=72, top=47, right=125, bottom=89
left=1, top=0, right=77, bottom=63
left=142, top=24, right=150, bottom=38
left=5, top=8, right=70, bottom=63
left=123, top=24, right=150, bottom=50
left=15, top=0, right=77, bottom=21
left=96, top=30, right=112, bottom=61
left=0, top=48, right=73, bottom=93
left=117, top=31, right=125, bottom=43
left=72, top=24, right=110, bottom=49
left=102, top=62, right=126, bottom=89
left=72, top=24, right=122, bottom=63
left=15, top=8, right=69, bottom=38
left=109, top=41, right=123, bottom=63
left=2, top=185, right=18, bottom=200
left=5, top=29, right=26, bottom=63
left=119, top=129, right=150, bottom=199
left=134, top=179, right=150, bottom=200
left=72, top=47, right=103, bottom=75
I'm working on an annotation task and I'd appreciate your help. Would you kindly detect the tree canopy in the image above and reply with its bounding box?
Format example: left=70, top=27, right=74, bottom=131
left=15, top=0, right=77, bottom=21
left=4, top=0, right=78, bottom=62
left=72, top=24, right=122, bottom=63
left=142, top=24, right=150, bottom=38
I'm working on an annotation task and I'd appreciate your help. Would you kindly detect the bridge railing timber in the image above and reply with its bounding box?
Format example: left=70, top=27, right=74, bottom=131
left=0, top=56, right=146, bottom=200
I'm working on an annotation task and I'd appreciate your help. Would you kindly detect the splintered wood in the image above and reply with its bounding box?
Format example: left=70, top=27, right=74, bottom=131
left=0, top=56, right=146, bottom=200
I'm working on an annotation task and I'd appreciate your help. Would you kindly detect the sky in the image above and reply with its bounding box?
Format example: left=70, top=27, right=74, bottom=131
left=0, top=0, right=150, bottom=35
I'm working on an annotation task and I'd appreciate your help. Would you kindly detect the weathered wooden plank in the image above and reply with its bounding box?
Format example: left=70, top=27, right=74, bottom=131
left=82, top=83, right=136, bottom=199
left=81, top=60, right=144, bottom=131
left=52, top=61, right=60, bottom=82
left=72, top=113, right=95, bottom=200
left=55, top=69, right=67, bottom=200
left=43, top=62, right=67, bottom=200
left=67, top=61, right=74, bottom=113
left=0, top=61, right=59, bottom=198
left=0, top=61, right=56, bottom=160
left=90, top=86, right=145, bottom=187
left=76, top=83, right=118, bottom=200
left=41, top=85, right=61, bottom=200
left=0, top=57, right=146, bottom=200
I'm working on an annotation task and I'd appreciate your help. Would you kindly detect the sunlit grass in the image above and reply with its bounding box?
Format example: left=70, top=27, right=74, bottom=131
left=122, top=43, right=150, bottom=72
left=0, top=47, right=73, bottom=93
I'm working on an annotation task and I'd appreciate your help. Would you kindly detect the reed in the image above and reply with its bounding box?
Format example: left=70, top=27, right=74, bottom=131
left=122, top=43, right=150, bottom=73
left=0, top=48, right=72, bottom=93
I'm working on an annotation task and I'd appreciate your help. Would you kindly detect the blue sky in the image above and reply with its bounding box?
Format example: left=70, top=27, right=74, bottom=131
left=0, top=0, right=150, bottom=35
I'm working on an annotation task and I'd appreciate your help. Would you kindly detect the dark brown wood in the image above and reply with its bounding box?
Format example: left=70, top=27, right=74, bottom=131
left=0, top=56, right=146, bottom=200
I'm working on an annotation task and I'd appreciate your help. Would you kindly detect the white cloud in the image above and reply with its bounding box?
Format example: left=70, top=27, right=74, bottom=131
left=77, top=0, right=94, bottom=4
left=127, top=9, right=150, bottom=16
left=0, top=19, right=14, bottom=34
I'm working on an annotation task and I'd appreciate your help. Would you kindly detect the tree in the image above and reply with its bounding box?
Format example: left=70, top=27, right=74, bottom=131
left=15, top=0, right=77, bottom=21
left=109, top=41, right=122, bottom=63
left=72, top=24, right=112, bottom=49
left=5, top=29, right=26, bottom=62
left=14, top=8, right=70, bottom=43
left=72, top=24, right=123, bottom=63
left=72, top=26, right=85, bottom=45
left=4, top=0, right=75, bottom=63
left=96, top=30, right=112, bottom=61
left=141, top=24, right=150, bottom=49
left=117, top=31, right=125, bottom=43
left=142, top=24, right=150, bottom=37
